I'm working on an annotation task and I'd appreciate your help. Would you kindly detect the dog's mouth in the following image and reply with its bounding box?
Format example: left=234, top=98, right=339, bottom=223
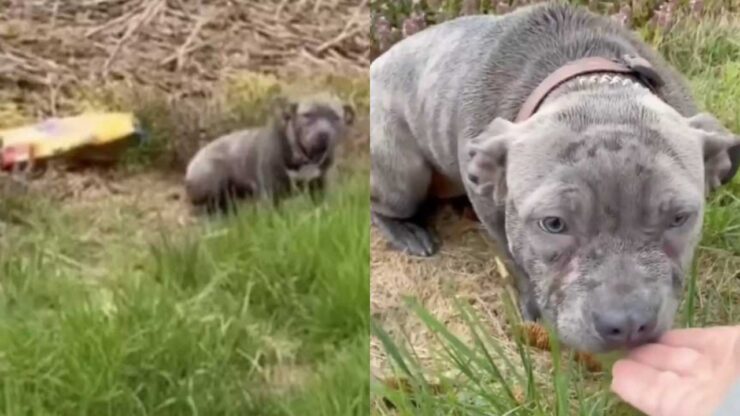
left=597, top=330, right=662, bottom=351
left=291, top=151, right=327, bottom=168
left=294, top=139, right=329, bottom=165
left=309, top=150, right=327, bottom=164
left=287, top=143, right=326, bottom=181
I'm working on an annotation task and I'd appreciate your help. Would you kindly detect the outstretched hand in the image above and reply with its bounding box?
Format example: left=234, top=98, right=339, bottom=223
left=610, top=325, right=740, bottom=416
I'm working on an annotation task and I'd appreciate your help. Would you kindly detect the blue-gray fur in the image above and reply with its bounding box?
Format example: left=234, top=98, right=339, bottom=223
left=185, top=97, right=354, bottom=214
left=370, top=2, right=740, bottom=352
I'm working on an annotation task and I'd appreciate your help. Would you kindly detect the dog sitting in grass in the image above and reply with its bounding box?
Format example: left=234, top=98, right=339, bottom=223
left=184, top=94, right=355, bottom=213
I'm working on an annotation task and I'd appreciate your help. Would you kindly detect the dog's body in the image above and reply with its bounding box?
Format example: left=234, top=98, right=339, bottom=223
left=185, top=95, right=354, bottom=213
left=371, top=3, right=740, bottom=352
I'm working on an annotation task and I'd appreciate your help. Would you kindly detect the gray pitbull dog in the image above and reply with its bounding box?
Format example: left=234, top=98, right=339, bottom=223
left=370, top=3, right=740, bottom=352
left=185, top=94, right=355, bottom=213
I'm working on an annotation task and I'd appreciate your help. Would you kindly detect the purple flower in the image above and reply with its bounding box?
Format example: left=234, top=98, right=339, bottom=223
left=373, top=15, right=395, bottom=51
left=402, top=12, right=427, bottom=38
left=612, top=4, right=632, bottom=28
left=493, top=0, right=510, bottom=14
left=652, top=1, right=676, bottom=30
left=690, top=0, right=704, bottom=17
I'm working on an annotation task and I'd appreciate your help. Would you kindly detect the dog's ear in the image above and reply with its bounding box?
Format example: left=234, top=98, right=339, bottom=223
left=464, top=117, right=516, bottom=204
left=688, top=113, right=740, bottom=193
left=271, top=96, right=297, bottom=125
left=342, top=103, right=355, bottom=126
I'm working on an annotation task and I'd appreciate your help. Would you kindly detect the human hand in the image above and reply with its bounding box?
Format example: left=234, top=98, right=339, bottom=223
left=610, top=325, right=740, bottom=416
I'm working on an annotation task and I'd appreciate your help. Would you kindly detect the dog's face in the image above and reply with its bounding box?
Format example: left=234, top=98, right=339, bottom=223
left=274, top=95, right=355, bottom=179
left=465, top=90, right=740, bottom=353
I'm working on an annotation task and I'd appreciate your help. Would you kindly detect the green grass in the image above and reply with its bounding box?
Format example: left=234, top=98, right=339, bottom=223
left=371, top=10, right=740, bottom=416
left=0, top=170, right=370, bottom=415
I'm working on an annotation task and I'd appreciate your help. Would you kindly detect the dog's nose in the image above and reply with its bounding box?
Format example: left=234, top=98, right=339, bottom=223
left=593, top=307, right=658, bottom=347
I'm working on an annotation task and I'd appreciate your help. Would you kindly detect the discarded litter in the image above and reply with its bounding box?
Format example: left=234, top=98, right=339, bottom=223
left=0, top=112, right=145, bottom=171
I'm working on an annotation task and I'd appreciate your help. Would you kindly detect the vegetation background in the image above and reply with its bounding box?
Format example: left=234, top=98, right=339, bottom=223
left=0, top=1, right=369, bottom=415
left=369, top=1, right=740, bottom=415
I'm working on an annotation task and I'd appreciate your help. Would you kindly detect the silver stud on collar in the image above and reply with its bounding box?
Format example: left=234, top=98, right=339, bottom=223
left=572, top=73, right=644, bottom=89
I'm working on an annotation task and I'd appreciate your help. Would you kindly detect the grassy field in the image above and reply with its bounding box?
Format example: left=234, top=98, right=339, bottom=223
left=0, top=167, right=369, bottom=415
left=370, top=3, right=740, bottom=416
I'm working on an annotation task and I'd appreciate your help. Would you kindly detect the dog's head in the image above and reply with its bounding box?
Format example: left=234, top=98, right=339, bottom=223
left=465, top=82, right=740, bottom=353
left=272, top=94, right=355, bottom=179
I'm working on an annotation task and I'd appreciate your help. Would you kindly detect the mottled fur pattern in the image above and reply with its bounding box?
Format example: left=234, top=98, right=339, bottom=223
left=185, top=94, right=355, bottom=213
left=370, top=3, right=740, bottom=352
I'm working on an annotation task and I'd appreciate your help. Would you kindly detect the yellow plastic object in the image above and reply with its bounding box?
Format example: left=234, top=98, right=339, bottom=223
left=0, top=112, right=142, bottom=169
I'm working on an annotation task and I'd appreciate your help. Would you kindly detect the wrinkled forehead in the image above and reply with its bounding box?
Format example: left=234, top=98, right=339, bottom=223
left=508, top=124, right=704, bottom=210
left=295, top=99, right=344, bottom=119
left=555, top=156, right=698, bottom=204
left=515, top=114, right=702, bottom=171
left=519, top=90, right=705, bottom=176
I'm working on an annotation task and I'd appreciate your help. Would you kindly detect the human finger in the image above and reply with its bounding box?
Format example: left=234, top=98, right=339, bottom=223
left=657, top=327, right=720, bottom=353
left=611, top=358, right=680, bottom=416
left=627, top=343, right=711, bottom=377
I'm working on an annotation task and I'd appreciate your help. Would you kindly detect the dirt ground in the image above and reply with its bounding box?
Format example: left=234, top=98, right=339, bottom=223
left=0, top=0, right=368, bottom=115
left=370, top=205, right=534, bottom=379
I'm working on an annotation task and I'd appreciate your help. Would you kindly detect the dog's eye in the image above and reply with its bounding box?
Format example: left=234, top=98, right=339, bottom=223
left=326, top=112, right=340, bottom=122
left=669, top=213, right=690, bottom=228
left=538, top=217, right=567, bottom=234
